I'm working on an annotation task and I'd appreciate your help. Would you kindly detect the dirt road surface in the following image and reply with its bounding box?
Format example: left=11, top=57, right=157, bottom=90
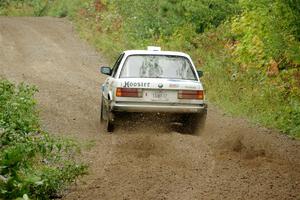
left=0, top=17, right=299, bottom=200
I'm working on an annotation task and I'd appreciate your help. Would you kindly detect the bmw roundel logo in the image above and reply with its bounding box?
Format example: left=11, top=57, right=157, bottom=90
left=158, top=83, right=163, bottom=88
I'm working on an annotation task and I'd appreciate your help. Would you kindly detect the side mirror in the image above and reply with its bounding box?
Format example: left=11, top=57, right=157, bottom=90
left=100, top=66, right=112, bottom=76
left=197, top=70, right=203, bottom=78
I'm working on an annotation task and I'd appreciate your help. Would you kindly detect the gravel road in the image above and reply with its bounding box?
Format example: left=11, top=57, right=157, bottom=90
left=0, top=17, right=299, bottom=200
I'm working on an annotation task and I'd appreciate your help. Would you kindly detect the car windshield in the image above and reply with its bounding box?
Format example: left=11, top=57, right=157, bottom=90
left=120, top=55, right=197, bottom=80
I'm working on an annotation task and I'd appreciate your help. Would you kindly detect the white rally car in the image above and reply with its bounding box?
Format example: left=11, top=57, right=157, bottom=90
left=100, top=46, right=207, bottom=133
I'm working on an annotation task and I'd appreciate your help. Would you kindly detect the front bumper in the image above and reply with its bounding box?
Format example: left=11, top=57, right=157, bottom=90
left=111, top=101, right=207, bottom=113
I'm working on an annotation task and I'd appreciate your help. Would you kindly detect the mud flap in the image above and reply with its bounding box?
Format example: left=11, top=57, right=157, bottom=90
left=101, top=95, right=115, bottom=132
left=180, top=109, right=207, bottom=135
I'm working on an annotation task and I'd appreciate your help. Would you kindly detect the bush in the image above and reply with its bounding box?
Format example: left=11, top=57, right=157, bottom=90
left=231, top=0, right=300, bottom=68
left=0, top=79, right=87, bottom=199
left=197, top=25, right=300, bottom=137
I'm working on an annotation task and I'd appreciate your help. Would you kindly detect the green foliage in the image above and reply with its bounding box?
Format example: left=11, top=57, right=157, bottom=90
left=0, top=0, right=85, bottom=17
left=103, top=0, right=240, bottom=46
left=69, top=0, right=239, bottom=62
left=0, top=80, right=39, bottom=137
left=0, top=79, right=87, bottom=199
left=0, top=0, right=48, bottom=16
left=231, top=0, right=300, bottom=68
left=227, top=0, right=300, bottom=136
left=47, top=0, right=88, bottom=18
left=198, top=25, right=300, bottom=137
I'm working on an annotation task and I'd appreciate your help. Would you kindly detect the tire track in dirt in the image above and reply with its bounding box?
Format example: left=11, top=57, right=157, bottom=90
left=0, top=17, right=299, bottom=200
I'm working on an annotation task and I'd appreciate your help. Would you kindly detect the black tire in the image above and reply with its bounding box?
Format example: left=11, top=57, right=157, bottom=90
left=180, top=109, right=207, bottom=135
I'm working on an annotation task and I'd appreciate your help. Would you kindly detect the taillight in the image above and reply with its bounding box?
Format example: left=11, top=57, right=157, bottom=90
left=178, top=90, right=204, bottom=100
left=116, top=88, right=142, bottom=97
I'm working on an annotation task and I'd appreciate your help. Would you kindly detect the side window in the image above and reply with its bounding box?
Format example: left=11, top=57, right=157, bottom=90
left=111, top=53, right=124, bottom=77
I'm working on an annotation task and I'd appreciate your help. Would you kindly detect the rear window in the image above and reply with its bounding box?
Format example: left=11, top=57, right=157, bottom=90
left=120, top=55, right=197, bottom=80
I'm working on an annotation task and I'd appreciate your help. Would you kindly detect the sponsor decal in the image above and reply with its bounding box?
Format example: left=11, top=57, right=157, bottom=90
left=184, top=85, right=197, bottom=89
left=169, top=83, right=179, bottom=88
left=167, top=79, right=182, bottom=82
left=123, top=81, right=150, bottom=88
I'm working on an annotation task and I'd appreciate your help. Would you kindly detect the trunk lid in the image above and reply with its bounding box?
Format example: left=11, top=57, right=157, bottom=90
left=114, top=78, right=203, bottom=103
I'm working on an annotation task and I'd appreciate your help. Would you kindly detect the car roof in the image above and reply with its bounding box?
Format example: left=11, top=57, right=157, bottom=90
left=123, top=50, right=190, bottom=58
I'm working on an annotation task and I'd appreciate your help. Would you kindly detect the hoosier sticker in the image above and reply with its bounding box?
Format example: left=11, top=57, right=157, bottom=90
left=123, top=81, right=150, bottom=88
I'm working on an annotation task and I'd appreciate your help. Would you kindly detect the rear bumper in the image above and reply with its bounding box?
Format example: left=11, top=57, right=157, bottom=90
left=111, top=101, right=207, bottom=113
